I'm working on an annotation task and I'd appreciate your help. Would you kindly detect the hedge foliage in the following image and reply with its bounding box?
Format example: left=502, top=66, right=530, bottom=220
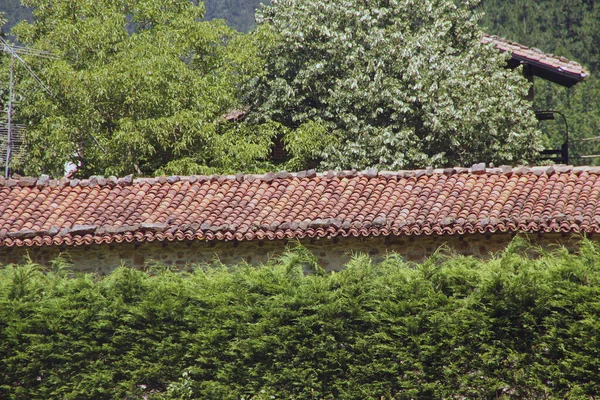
left=1, top=238, right=600, bottom=399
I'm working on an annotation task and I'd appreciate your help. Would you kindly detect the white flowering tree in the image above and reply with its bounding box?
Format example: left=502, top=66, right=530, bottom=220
left=249, top=0, right=542, bottom=170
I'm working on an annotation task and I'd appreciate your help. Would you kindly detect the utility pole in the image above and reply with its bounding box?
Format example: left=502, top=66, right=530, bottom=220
left=5, top=55, right=14, bottom=178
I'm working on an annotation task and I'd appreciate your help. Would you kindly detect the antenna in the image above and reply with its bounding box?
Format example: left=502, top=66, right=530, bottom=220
left=0, top=123, right=25, bottom=168
left=1, top=36, right=55, bottom=177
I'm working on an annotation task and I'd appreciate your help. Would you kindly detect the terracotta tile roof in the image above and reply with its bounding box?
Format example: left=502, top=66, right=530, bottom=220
left=1, top=165, right=600, bottom=248
left=482, top=34, right=588, bottom=86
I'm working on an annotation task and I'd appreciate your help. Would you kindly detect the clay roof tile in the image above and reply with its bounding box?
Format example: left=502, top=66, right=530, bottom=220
left=481, top=34, right=587, bottom=85
left=1, top=166, right=599, bottom=247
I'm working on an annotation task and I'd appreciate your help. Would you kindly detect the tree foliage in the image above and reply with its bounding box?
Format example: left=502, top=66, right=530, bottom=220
left=1, top=239, right=600, bottom=398
left=0, top=13, right=7, bottom=36
left=3, top=0, right=600, bottom=173
left=6, top=0, right=275, bottom=177
left=1, top=0, right=267, bottom=34
left=248, top=0, right=542, bottom=171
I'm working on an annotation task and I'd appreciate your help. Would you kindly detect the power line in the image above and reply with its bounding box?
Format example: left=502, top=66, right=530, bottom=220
left=7, top=44, right=58, bottom=59
left=571, top=135, right=600, bottom=143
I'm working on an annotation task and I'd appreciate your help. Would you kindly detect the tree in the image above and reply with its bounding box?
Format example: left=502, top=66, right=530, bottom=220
left=248, top=0, right=542, bottom=171
left=7, top=0, right=275, bottom=177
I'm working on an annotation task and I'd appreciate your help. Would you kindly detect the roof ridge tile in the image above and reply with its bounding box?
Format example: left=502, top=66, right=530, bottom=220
left=4, top=164, right=600, bottom=189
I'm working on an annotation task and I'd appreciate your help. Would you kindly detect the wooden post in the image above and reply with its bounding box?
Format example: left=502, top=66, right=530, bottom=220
left=523, top=64, right=534, bottom=102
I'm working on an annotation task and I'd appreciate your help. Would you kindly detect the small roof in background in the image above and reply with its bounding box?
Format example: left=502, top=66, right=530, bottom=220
left=482, top=34, right=588, bottom=87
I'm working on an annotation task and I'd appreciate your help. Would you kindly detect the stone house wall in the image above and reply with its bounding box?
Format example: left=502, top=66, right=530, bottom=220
left=0, top=232, right=585, bottom=274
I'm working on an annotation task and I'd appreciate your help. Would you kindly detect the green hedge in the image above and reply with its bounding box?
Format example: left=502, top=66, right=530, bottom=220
left=1, top=239, right=600, bottom=399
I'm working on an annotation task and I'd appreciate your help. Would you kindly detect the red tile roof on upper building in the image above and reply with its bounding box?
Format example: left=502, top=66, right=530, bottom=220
left=482, top=34, right=588, bottom=87
left=1, top=164, right=599, bottom=248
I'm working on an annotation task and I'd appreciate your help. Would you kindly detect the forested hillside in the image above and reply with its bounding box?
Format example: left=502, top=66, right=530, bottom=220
left=0, top=0, right=31, bottom=33
left=479, top=1, right=599, bottom=70
left=204, top=0, right=266, bottom=32
left=479, top=0, right=600, bottom=161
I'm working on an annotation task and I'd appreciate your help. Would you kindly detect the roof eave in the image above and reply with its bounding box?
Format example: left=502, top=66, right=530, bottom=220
left=509, top=56, right=587, bottom=88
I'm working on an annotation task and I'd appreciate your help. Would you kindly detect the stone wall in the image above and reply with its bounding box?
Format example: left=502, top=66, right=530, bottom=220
left=0, top=232, right=586, bottom=274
